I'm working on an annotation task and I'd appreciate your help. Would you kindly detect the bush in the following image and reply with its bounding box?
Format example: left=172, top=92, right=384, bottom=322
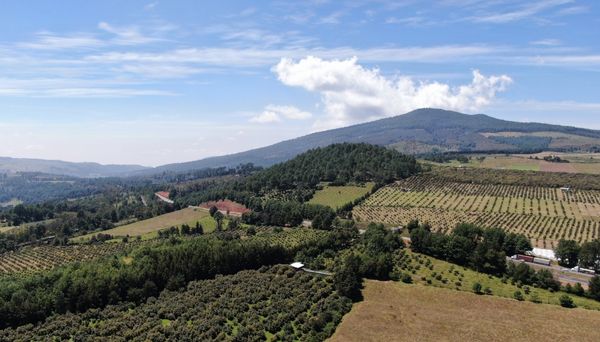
left=400, top=273, right=413, bottom=284
left=472, top=282, right=482, bottom=294
left=559, top=295, right=575, bottom=308
left=484, top=287, right=492, bottom=295
left=513, top=291, right=524, bottom=301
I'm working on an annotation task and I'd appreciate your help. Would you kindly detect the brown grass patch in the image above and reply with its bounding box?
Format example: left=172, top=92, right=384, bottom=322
left=330, top=280, right=600, bottom=342
left=540, top=162, right=577, bottom=173
left=73, top=207, right=210, bottom=241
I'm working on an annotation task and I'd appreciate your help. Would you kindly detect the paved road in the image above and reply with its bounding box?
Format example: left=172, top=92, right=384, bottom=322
left=508, top=258, right=594, bottom=287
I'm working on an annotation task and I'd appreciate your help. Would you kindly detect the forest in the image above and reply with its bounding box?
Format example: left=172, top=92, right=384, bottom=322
left=0, top=229, right=338, bottom=328
left=0, top=266, right=352, bottom=341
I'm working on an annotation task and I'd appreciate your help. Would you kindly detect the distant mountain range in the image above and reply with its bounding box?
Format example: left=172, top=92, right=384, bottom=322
left=3, top=108, right=600, bottom=177
left=153, top=108, right=600, bottom=173
left=0, top=157, right=149, bottom=178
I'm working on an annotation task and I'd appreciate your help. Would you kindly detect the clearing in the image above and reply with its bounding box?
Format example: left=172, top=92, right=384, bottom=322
left=330, top=280, right=600, bottom=342
left=308, top=183, right=374, bottom=209
left=425, top=152, right=600, bottom=175
left=72, top=207, right=216, bottom=242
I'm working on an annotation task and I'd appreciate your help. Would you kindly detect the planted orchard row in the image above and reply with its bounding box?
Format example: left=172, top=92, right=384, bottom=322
left=354, top=206, right=600, bottom=248
left=0, top=242, right=142, bottom=276
left=362, top=188, right=600, bottom=220
left=392, top=175, right=600, bottom=204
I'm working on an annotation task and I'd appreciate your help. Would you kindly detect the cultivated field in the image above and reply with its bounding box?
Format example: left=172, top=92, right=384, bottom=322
left=309, top=183, right=374, bottom=209
left=354, top=173, right=600, bottom=248
left=429, top=152, right=600, bottom=174
left=394, top=250, right=600, bottom=309
left=330, top=280, right=600, bottom=342
left=0, top=242, right=145, bottom=276
left=73, top=207, right=215, bottom=242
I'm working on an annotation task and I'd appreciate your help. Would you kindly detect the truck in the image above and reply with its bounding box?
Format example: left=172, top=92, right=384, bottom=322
left=512, top=254, right=534, bottom=263
left=532, top=257, right=552, bottom=266
left=511, top=254, right=551, bottom=266
left=571, top=266, right=596, bottom=275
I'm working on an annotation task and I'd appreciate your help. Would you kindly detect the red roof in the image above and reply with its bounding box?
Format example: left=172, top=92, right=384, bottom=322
left=156, top=191, right=170, bottom=199
left=198, top=199, right=250, bottom=214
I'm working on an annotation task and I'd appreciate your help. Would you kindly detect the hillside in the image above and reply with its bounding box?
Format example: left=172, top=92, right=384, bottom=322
left=0, top=157, right=149, bottom=178
left=154, top=108, right=600, bottom=173
left=4, top=109, right=599, bottom=177
left=330, top=280, right=600, bottom=342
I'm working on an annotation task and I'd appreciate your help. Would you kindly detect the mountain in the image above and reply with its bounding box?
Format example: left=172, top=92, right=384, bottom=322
left=0, top=157, right=149, bottom=178
left=5, top=109, right=599, bottom=177
left=153, top=108, right=600, bottom=173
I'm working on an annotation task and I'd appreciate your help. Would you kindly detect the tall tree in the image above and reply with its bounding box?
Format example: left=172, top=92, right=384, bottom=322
left=555, top=239, right=580, bottom=268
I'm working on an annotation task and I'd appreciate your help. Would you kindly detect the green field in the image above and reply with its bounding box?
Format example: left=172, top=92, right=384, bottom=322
left=73, top=207, right=217, bottom=242
left=308, top=183, right=374, bottom=209
left=395, top=250, right=600, bottom=310
left=354, top=173, right=600, bottom=248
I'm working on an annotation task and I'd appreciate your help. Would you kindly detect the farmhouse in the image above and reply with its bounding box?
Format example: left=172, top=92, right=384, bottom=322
left=198, top=199, right=250, bottom=217
left=155, top=191, right=174, bottom=204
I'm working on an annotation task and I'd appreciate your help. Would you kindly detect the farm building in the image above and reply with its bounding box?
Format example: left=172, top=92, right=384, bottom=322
left=290, top=262, right=305, bottom=270
left=198, top=199, right=250, bottom=217
left=155, top=191, right=174, bottom=204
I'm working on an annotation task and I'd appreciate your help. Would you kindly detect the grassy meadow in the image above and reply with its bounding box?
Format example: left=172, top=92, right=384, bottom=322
left=395, top=250, right=600, bottom=310
left=72, top=207, right=217, bottom=242
left=308, top=183, right=374, bottom=209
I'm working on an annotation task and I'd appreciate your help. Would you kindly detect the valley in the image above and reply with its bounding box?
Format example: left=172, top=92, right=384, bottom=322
left=1, top=125, right=600, bottom=341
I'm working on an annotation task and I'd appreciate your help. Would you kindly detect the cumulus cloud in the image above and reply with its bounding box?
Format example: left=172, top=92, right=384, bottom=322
left=250, top=104, right=312, bottom=123
left=273, top=56, right=512, bottom=129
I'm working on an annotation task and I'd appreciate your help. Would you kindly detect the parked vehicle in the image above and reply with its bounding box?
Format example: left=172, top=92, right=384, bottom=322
left=511, top=254, right=551, bottom=266
left=571, top=266, right=596, bottom=275
left=532, top=257, right=551, bottom=266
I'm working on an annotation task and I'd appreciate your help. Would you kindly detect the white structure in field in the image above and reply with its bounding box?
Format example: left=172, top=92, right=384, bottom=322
left=531, top=247, right=556, bottom=260
left=290, top=262, right=305, bottom=269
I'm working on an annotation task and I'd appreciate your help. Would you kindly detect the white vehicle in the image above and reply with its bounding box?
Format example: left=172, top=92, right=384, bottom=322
left=571, top=266, right=596, bottom=275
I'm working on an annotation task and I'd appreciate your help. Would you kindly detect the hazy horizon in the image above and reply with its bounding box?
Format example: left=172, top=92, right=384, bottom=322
left=1, top=0, right=599, bottom=166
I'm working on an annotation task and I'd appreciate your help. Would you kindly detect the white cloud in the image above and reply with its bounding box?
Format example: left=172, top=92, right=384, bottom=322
left=85, top=45, right=500, bottom=67
left=18, top=32, right=104, bottom=50
left=471, top=0, right=573, bottom=23
left=250, top=111, right=282, bottom=123
left=273, top=56, right=512, bottom=129
left=265, top=105, right=312, bottom=120
left=249, top=104, right=312, bottom=123
left=530, top=39, right=561, bottom=46
left=98, top=22, right=160, bottom=45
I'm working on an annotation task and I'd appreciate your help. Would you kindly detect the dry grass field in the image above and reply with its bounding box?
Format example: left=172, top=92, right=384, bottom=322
left=330, top=280, right=600, bottom=342
left=427, top=152, right=600, bottom=174
left=73, top=207, right=214, bottom=242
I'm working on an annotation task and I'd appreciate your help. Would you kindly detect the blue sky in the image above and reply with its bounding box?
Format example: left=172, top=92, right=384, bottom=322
left=0, top=0, right=599, bottom=166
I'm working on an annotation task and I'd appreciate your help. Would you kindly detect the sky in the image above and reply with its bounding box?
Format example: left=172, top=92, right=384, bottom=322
left=0, top=0, right=599, bottom=166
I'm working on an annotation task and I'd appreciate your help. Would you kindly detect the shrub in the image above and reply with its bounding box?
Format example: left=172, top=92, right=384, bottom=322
left=484, top=287, right=492, bottom=295
left=559, top=295, right=575, bottom=308
left=472, top=282, right=482, bottom=294
left=513, top=291, right=524, bottom=301
left=401, top=273, right=413, bottom=284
